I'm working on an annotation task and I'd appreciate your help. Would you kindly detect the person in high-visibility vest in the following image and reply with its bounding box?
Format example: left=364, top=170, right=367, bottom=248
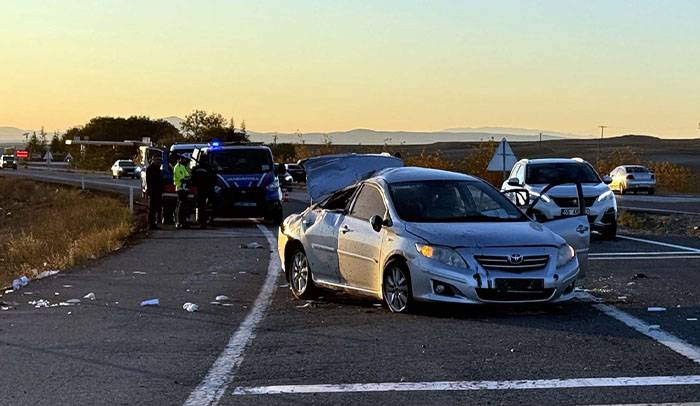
left=173, top=155, right=191, bottom=229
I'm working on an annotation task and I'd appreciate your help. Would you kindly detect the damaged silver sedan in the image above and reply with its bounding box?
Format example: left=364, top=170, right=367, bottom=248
left=278, top=154, right=590, bottom=313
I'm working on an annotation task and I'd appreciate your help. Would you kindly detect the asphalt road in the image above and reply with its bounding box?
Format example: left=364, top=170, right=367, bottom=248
left=1, top=169, right=699, bottom=405
left=616, top=194, right=700, bottom=215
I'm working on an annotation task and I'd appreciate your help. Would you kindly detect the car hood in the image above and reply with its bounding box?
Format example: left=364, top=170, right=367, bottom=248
left=302, top=154, right=403, bottom=202
left=526, top=182, right=609, bottom=197
left=404, top=221, right=564, bottom=248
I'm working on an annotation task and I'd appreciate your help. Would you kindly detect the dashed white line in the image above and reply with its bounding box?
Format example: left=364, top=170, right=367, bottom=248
left=617, top=235, right=700, bottom=253
left=231, top=375, right=700, bottom=395
left=184, top=224, right=280, bottom=406
left=577, top=292, right=700, bottom=365
left=590, top=256, right=700, bottom=261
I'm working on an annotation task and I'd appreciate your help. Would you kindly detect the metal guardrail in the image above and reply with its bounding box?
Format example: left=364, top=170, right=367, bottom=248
left=0, top=171, right=140, bottom=213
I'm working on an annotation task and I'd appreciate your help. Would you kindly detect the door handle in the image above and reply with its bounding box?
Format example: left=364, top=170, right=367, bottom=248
left=576, top=224, right=589, bottom=234
left=341, top=224, right=352, bottom=234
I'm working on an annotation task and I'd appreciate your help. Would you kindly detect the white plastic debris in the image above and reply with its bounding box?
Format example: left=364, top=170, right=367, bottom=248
left=1, top=306, right=9, bottom=311
left=34, top=299, right=50, bottom=308
left=63, top=285, right=73, bottom=288
left=215, top=295, right=230, bottom=302
left=36, top=270, right=60, bottom=279
left=65, top=299, right=81, bottom=304
left=296, top=302, right=312, bottom=309
left=210, top=301, right=221, bottom=305
left=648, top=325, right=661, bottom=330
left=241, top=242, right=263, bottom=249
left=83, top=292, right=96, bottom=301
left=182, top=302, right=199, bottom=312
left=132, top=271, right=147, bottom=275
left=687, top=318, right=698, bottom=321
left=140, top=298, right=159, bottom=306
left=4, top=289, right=13, bottom=294
left=647, top=307, right=667, bottom=312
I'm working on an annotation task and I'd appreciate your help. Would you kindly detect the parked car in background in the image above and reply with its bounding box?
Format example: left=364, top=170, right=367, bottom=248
left=0, top=155, right=18, bottom=170
left=501, top=158, right=617, bottom=239
left=111, top=160, right=138, bottom=179
left=609, top=165, right=656, bottom=195
left=279, top=155, right=589, bottom=313
left=286, top=163, right=306, bottom=183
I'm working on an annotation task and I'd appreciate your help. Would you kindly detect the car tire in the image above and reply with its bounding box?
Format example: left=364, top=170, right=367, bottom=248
left=383, top=262, right=413, bottom=313
left=288, top=247, right=315, bottom=300
left=601, top=220, right=617, bottom=240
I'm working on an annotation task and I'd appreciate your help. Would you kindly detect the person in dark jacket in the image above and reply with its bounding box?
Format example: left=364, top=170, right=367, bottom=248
left=190, top=160, right=216, bottom=229
left=145, top=154, right=164, bottom=230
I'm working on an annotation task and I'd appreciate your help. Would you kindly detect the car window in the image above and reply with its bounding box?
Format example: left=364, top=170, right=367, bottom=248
left=389, top=180, right=525, bottom=223
left=349, top=185, right=386, bottom=220
left=526, top=163, right=601, bottom=184
left=625, top=166, right=649, bottom=173
left=319, top=186, right=358, bottom=211
left=509, top=163, right=520, bottom=180
left=516, top=164, right=526, bottom=182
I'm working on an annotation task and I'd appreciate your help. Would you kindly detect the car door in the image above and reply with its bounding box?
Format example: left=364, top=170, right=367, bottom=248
left=533, top=182, right=590, bottom=276
left=337, top=183, right=386, bottom=293
left=301, top=186, right=358, bottom=284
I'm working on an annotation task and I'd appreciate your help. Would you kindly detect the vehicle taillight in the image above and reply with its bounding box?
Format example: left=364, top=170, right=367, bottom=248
left=626, top=174, right=635, bottom=180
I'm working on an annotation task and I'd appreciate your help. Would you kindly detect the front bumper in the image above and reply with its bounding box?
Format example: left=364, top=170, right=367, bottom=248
left=534, top=199, right=617, bottom=229
left=407, top=248, right=579, bottom=304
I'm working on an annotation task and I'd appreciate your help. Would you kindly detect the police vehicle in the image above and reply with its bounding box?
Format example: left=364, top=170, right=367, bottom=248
left=191, top=142, right=285, bottom=225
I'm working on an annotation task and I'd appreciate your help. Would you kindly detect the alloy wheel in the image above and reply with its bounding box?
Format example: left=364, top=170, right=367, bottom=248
left=291, top=251, right=310, bottom=296
left=384, top=266, right=410, bottom=313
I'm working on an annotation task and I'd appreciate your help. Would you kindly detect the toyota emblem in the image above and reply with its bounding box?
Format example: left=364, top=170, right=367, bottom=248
left=508, top=254, right=524, bottom=264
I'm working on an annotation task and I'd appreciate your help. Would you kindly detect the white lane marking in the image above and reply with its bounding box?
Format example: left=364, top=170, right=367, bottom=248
left=577, top=292, right=700, bottom=365
left=620, top=206, right=700, bottom=216
left=617, top=235, right=700, bottom=253
left=231, top=375, right=700, bottom=395
left=590, top=256, right=700, bottom=261
left=589, top=251, right=699, bottom=256
left=184, top=224, right=280, bottom=406
left=590, top=403, right=700, bottom=406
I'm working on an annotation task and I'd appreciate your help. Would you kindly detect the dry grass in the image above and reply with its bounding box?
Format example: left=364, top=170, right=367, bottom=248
left=0, top=178, right=132, bottom=288
left=618, top=210, right=700, bottom=238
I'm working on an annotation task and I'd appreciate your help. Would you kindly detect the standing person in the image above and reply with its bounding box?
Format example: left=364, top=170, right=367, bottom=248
left=191, top=159, right=216, bottom=229
left=145, top=154, right=164, bottom=230
left=173, top=155, right=191, bottom=229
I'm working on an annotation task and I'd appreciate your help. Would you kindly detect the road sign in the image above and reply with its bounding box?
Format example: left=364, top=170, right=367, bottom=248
left=44, top=151, right=53, bottom=164
left=487, top=138, right=517, bottom=180
left=15, top=150, right=29, bottom=159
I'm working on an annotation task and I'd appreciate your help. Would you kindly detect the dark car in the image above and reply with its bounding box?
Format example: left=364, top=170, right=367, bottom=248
left=286, top=163, right=306, bottom=183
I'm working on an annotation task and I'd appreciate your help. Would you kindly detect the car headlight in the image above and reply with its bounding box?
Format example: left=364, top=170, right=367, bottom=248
left=416, top=244, right=468, bottom=269
left=557, top=244, right=576, bottom=267
left=596, top=190, right=614, bottom=203
left=267, top=178, right=280, bottom=191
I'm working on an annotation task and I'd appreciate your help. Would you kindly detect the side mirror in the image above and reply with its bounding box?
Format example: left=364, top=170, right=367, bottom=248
left=602, top=175, right=612, bottom=185
left=275, top=163, right=286, bottom=175
left=369, top=215, right=384, bottom=232
left=507, top=177, right=522, bottom=187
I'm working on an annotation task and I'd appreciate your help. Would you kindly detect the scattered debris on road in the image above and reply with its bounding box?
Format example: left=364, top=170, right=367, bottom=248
left=65, top=299, right=81, bottom=304
left=11, top=276, right=29, bottom=291
left=140, top=298, right=159, bottom=306
left=83, top=292, right=96, bottom=300
left=240, top=242, right=263, bottom=249
left=215, top=295, right=230, bottom=302
left=647, top=307, right=667, bottom=312
left=182, top=302, right=199, bottom=312
left=36, top=270, right=60, bottom=279
left=132, top=271, right=147, bottom=275
left=687, top=318, right=698, bottom=321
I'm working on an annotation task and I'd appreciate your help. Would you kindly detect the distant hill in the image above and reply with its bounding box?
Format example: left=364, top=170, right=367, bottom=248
left=246, top=128, right=569, bottom=145
left=442, top=126, right=584, bottom=139
left=0, top=127, right=27, bottom=142
left=161, top=116, right=184, bottom=131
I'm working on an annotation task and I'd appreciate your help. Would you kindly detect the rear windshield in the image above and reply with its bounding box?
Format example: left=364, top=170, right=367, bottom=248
left=625, top=166, right=649, bottom=173
left=388, top=180, right=525, bottom=223
left=526, top=163, right=600, bottom=184
left=209, top=149, right=272, bottom=174
left=119, top=161, right=135, bottom=167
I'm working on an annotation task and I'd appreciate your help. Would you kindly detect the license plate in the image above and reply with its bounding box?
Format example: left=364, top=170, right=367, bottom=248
left=495, top=278, right=544, bottom=291
left=561, top=208, right=590, bottom=216
left=234, top=202, right=257, bottom=207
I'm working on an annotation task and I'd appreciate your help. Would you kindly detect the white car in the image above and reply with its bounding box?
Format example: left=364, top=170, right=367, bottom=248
left=111, top=160, right=138, bottom=179
left=609, top=165, right=656, bottom=195
left=502, top=158, right=617, bottom=239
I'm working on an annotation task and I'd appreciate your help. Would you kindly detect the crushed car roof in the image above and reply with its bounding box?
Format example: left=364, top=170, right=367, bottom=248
left=301, top=154, right=403, bottom=202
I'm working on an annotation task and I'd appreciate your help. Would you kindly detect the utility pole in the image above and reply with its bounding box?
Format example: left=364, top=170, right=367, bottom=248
left=597, top=125, right=607, bottom=164
left=539, top=132, right=542, bottom=154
